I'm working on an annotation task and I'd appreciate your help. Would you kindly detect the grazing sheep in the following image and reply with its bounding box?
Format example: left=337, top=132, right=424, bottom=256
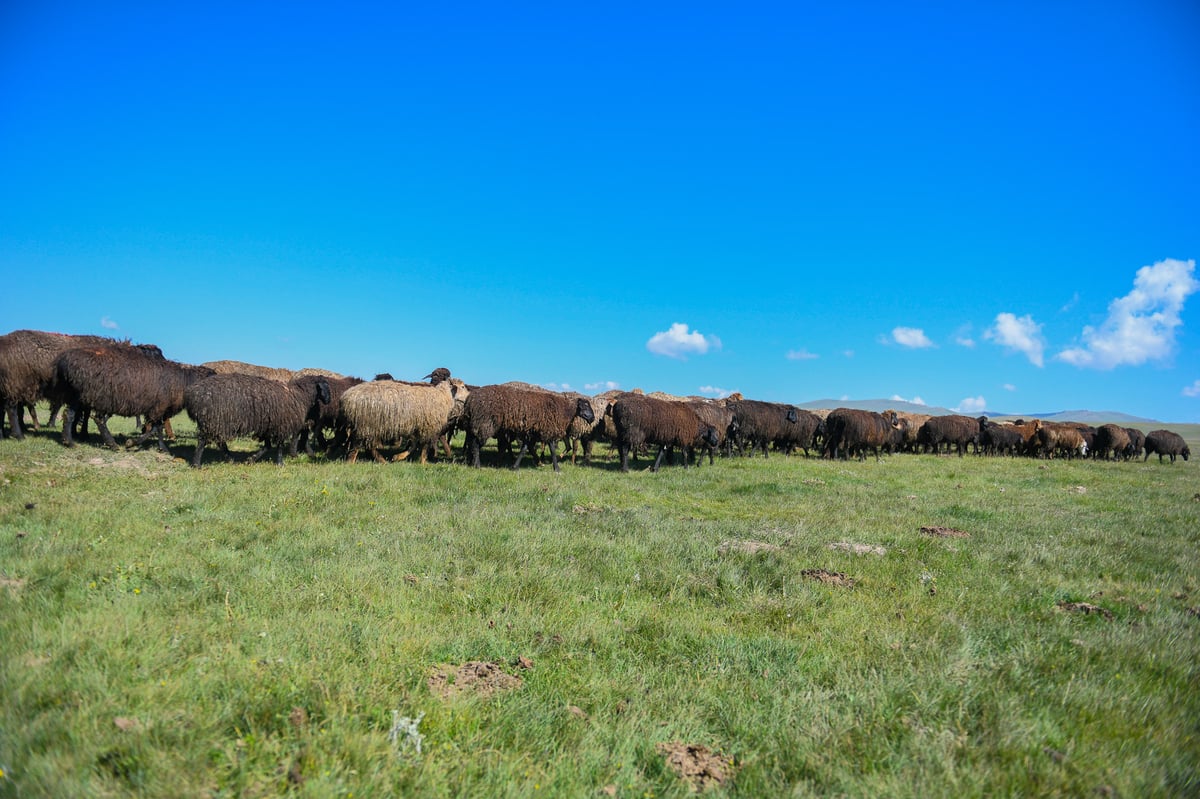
left=53, top=343, right=212, bottom=451
left=917, top=415, right=980, bottom=456
left=462, top=384, right=595, bottom=471
left=608, top=392, right=720, bottom=472
left=1033, top=421, right=1089, bottom=459
left=726, top=398, right=800, bottom=458
left=823, top=408, right=904, bottom=461
left=1123, top=427, right=1146, bottom=460
left=1143, top=430, right=1190, bottom=463
left=0, top=329, right=118, bottom=439
left=1093, top=424, right=1132, bottom=461
left=338, top=378, right=468, bottom=464
left=185, top=374, right=332, bottom=467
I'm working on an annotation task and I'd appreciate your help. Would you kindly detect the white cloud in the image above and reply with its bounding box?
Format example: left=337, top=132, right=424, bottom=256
left=646, top=323, right=721, bottom=359
left=1183, top=379, right=1200, bottom=398
left=100, top=316, right=119, bottom=330
left=891, top=326, right=934, bottom=349
left=543, top=382, right=572, bottom=392
left=698, top=385, right=733, bottom=398
left=890, top=394, right=926, bottom=406
left=1060, top=291, right=1080, bottom=313
left=954, top=396, right=987, bottom=414
left=842, top=350, right=855, bottom=358
left=839, top=394, right=850, bottom=402
left=954, top=324, right=975, bottom=348
left=1003, top=383, right=1017, bottom=392
left=1057, top=258, right=1200, bottom=369
left=584, top=380, right=621, bottom=392
left=786, top=348, right=819, bottom=361
left=984, top=312, right=1046, bottom=367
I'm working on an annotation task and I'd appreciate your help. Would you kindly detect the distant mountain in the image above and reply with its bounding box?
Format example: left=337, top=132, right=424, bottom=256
left=793, top=400, right=1160, bottom=425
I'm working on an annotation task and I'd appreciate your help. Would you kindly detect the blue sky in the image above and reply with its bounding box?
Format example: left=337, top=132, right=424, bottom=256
left=3, top=1, right=1199, bottom=421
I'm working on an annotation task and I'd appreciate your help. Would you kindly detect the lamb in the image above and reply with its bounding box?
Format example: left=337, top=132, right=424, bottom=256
left=338, top=378, right=468, bottom=464
left=917, top=415, right=980, bottom=456
left=52, top=343, right=213, bottom=451
left=462, top=384, right=595, bottom=471
left=608, top=392, right=719, bottom=472
left=0, top=329, right=118, bottom=439
left=1093, top=424, right=1132, bottom=461
left=822, top=408, right=904, bottom=461
left=1143, top=430, right=1190, bottom=463
left=185, top=373, right=332, bottom=467
left=725, top=398, right=799, bottom=458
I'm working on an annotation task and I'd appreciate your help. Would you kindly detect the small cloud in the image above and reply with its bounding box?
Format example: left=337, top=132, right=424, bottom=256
left=1060, top=291, right=1080, bottom=313
left=954, top=324, right=975, bottom=348
left=646, top=323, right=721, bottom=360
left=954, top=395, right=987, bottom=414
left=543, top=382, right=572, bottom=392
left=842, top=350, right=855, bottom=359
left=984, top=312, right=1045, bottom=367
left=1002, top=383, right=1017, bottom=392
left=100, top=316, right=119, bottom=330
left=584, top=380, right=621, bottom=392
left=698, top=385, right=733, bottom=398
left=839, top=394, right=850, bottom=401
left=786, top=348, right=819, bottom=361
left=1057, top=258, right=1200, bottom=369
left=1183, top=379, right=1200, bottom=398
left=891, top=326, right=935, bottom=349
left=890, top=394, right=926, bottom=406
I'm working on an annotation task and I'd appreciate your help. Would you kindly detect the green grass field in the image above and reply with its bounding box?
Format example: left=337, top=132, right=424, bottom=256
left=2, top=413, right=1198, bottom=797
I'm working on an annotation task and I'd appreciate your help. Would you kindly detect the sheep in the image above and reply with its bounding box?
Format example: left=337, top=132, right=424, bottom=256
left=1093, top=424, right=1132, bottom=461
left=567, top=389, right=621, bottom=466
left=462, top=384, right=595, bottom=471
left=52, top=343, right=213, bottom=451
left=185, top=373, right=332, bottom=466
left=201, top=359, right=297, bottom=382
left=1033, top=421, right=1089, bottom=459
left=917, top=415, right=980, bottom=456
left=295, top=375, right=364, bottom=455
left=338, top=378, right=468, bottom=464
left=725, top=398, right=799, bottom=457
left=1123, top=427, right=1146, bottom=460
left=976, top=417, right=1024, bottom=456
left=1143, top=430, right=1190, bottom=463
left=822, top=408, right=904, bottom=461
left=608, top=392, right=719, bottom=472
left=772, top=408, right=822, bottom=457
left=0, top=329, right=118, bottom=439
left=686, top=397, right=736, bottom=464
left=887, top=410, right=933, bottom=453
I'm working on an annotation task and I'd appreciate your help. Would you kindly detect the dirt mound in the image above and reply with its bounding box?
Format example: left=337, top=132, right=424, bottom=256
left=828, top=541, right=886, bottom=556
left=1056, top=601, right=1113, bottom=620
left=428, top=661, right=523, bottom=699
left=801, top=569, right=855, bottom=587
left=656, top=741, right=733, bottom=791
left=920, top=526, right=970, bottom=538
left=717, top=539, right=780, bottom=555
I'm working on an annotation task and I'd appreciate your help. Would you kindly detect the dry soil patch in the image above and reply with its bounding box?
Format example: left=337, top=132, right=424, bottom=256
left=428, top=661, right=523, bottom=699
left=656, top=741, right=733, bottom=791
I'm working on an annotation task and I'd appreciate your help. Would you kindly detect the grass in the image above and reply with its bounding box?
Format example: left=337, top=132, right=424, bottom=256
left=1, top=410, right=1198, bottom=797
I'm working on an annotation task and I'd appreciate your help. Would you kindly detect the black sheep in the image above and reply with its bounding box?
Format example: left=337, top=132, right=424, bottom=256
left=185, top=373, right=332, bottom=467
left=1143, top=430, right=1190, bottom=463
left=823, top=408, right=904, bottom=461
left=917, top=415, right=980, bottom=456
left=462, top=384, right=595, bottom=471
left=726, top=398, right=799, bottom=458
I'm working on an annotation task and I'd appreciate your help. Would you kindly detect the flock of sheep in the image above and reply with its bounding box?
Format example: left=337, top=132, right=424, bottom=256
left=0, top=329, right=1191, bottom=469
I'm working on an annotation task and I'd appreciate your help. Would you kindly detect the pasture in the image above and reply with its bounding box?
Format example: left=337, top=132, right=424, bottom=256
left=1, top=413, right=1198, bottom=797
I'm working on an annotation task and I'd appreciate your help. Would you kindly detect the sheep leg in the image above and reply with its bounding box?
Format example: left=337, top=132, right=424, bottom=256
left=246, top=444, right=270, bottom=463
left=651, top=445, right=667, bottom=472
left=549, top=440, right=561, bottom=472
left=619, top=443, right=631, bottom=472
left=467, top=431, right=482, bottom=468
left=512, top=441, right=529, bottom=470
left=191, top=435, right=206, bottom=467
left=440, top=434, right=454, bottom=461
left=95, top=414, right=120, bottom=450
left=4, top=401, right=24, bottom=440
left=23, top=404, right=41, bottom=431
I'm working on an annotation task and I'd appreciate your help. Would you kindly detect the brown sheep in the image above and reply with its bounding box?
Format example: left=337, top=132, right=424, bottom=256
left=1143, top=430, right=1190, bottom=463
left=463, top=384, right=595, bottom=471
left=1093, top=424, right=1132, bottom=461
left=608, top=392, right=719, bottom=472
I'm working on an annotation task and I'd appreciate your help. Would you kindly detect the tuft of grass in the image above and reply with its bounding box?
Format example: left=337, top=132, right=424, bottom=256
left=1, top=411, right=1198, bottom=796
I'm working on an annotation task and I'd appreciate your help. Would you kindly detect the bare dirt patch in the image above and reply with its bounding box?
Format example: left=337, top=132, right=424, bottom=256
left=920, top=526, right=971, bottom=539
left=428, top=661, right=523, bottom=699
left=801, top=569, right=856, bottom=587
left=717, top=540, right=780, bottom=555
left=828, top=541, right=887, bottom=556
left=1056, top=601, right=1114, bottom=620
left=656, top=741, right=733, bottom=791
left=1, top=574, right=26, bottom=595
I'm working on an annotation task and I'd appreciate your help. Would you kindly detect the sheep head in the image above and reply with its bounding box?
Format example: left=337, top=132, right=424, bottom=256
left=575, top=398, right=596, bottom=424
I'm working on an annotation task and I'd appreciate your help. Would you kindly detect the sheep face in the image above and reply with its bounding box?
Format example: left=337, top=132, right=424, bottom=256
left=1184, top=446, right=1191, bottom=461
left=786, top=408, right=798, bottom=423
left=701, top=425, right=719, bottom=447
left=317, top=378, right=332, bottom=406
left=575, top=398, right=596, bottom=424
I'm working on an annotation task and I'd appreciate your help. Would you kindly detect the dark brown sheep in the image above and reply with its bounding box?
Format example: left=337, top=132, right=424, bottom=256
left=608, top=393, right=720, bottom=472
left=1143, top=430, right=1190, bottom=463
left=823, top=408, right=904, bottom=461
left=726, top=398, right=799, bottom=458
left=1093, top=424, right=1132, bottom=461
left=53, top=343, right=212, bottom=451
left=917, top=415, right=980, bottom=456
left=462, top=384, right=595, bottom=471
left=0, top=329, right=118, bottom=439
left=1033, top=421, right=1088, bottom=459
left=185, top=373, right=332, bottom=466
left=1123, top=427, right=1146, bottom=459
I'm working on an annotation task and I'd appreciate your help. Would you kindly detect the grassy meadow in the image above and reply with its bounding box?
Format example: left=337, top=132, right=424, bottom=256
left=1, top=411, right=1198, bottom=797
